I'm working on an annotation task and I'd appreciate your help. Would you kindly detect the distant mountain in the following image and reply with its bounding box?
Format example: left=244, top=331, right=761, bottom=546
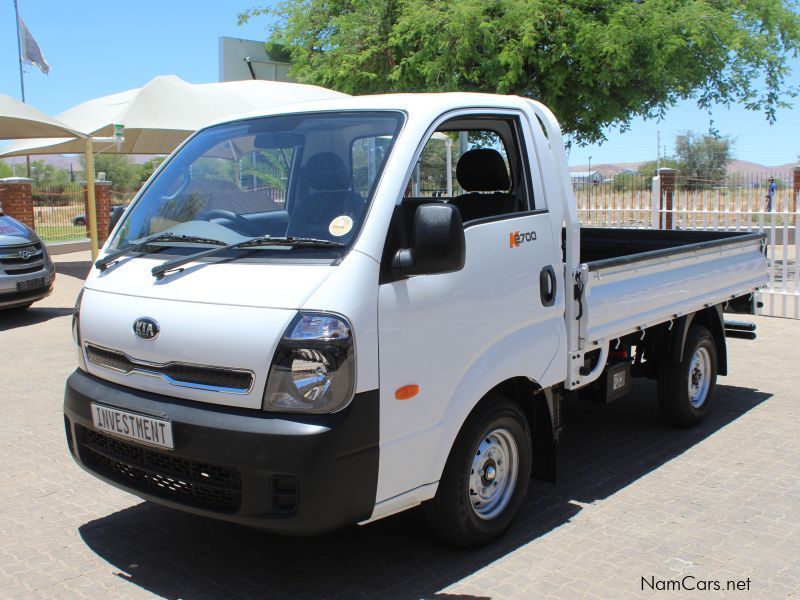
left=1, top=154, right=162, bottom=171
left=570, top=160, right=797, bottom=178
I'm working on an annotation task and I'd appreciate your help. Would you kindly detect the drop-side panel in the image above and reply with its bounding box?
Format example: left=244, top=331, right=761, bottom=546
left=581, top=235, right=767, bottom=346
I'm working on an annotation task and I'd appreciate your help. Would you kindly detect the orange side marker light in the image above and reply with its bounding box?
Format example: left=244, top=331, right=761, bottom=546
left=395, top=384, right=419, bottom=400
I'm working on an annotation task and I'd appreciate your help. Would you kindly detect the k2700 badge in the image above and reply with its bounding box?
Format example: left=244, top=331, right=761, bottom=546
left=509, top=230, right=537, bottom=248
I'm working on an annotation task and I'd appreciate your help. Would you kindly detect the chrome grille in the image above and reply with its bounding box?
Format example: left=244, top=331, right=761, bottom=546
left=0, top=243, right=43, bottom=265
left=85, top=344, right=254, bottom=394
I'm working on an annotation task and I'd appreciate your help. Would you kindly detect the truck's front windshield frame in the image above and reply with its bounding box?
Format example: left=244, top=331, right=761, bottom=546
left=108, top=110, right=406, bottom=263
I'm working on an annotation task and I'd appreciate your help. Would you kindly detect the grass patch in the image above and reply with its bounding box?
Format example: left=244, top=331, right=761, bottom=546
left=34, top=225, right=88, bottom=243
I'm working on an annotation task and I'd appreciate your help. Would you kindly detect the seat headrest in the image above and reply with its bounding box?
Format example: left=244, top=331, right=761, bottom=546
left=303, top=152, right=351, bottom=191
left=456, top=148, right=511, bottom=192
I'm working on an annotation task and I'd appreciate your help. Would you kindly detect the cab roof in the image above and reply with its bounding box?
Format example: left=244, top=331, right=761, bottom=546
left=207, top=92, right=537, bottom=129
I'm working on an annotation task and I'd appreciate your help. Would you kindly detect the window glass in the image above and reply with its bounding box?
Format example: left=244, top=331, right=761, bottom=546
left=411, top=130, right=509, bottom=198
left=109, top=111, right=404, bottom=259
left=238, top=148, right=295, bottom=206
left=404, top=120, right=531, bottom=225
left=352, top=136, right=393, bottom=197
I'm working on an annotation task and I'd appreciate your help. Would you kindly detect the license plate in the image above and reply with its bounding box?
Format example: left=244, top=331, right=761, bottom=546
left=91, top=404, right=174, bottom=449
left=16, top=277, right=45, bottom=292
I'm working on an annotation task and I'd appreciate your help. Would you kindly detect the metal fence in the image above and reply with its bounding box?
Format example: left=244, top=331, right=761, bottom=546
left=32, top=183, right=87, bottom=243
left=30, top=185, right=139, bottom=243
left=576, top=171, right=799, bottom=319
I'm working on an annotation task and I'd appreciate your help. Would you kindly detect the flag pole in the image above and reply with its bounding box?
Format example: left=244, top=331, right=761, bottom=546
left=13, top=0, right=31, bottom=178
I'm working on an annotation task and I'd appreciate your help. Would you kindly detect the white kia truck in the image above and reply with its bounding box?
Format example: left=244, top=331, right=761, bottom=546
left=64, top=94, right=766, bottom=547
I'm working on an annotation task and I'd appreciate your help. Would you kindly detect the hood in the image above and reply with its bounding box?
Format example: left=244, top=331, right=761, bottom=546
left=0, top=215, right=38, bottom=246
left=86, top=254, right=335, bottom=310
left=79, top=285, right=298, bottom=410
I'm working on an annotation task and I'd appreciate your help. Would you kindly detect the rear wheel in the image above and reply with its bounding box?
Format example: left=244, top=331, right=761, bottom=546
left=658, top=325, right=718, bottom=427
left=424, top=397, right=531, bottom=548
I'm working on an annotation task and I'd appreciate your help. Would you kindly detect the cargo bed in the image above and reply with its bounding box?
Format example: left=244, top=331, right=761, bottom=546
left=576, top=228, right=767, bottom=347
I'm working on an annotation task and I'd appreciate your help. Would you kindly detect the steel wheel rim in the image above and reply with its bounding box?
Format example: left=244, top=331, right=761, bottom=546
left=468, top=427, right=519, bottom=520
left=688, top=346, right=711, bottom=408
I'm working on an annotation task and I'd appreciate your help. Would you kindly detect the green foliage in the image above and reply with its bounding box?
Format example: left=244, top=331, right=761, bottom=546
left=240, top=0, right=800, bottom=144
left=0, top=160, right=28, bottom=178
left=674, top=132, right=733, bottom=188
left=192, top=157, right=236, bottom=183
left=612, top=171, right=649, bottom=192
left=72, top=154, right=167, bottom=190
left=139, top=156, right=167, bottom=184
left=239, top=149, right=294, bottom=190
left=93, top=155, right=141, bottom=192
left=635, top=158, right=680, bottom=179
left=30, top=160, right=70, bottom=187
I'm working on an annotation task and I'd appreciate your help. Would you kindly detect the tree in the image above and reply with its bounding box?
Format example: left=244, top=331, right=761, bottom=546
left=635, top=158, right=680, bottom=179
left=0, top=161, right=13, bottom=178
left=81, top=155, right=141, bottom=193
left=674, top=132, right=733, bottom=188
left=138, top=156, right=167, bottom=184
left=239, top=0, right=800, bottom=144
left=29, top=160, right=70, bottom=188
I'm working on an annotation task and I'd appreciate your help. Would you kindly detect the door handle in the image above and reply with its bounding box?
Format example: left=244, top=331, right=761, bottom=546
left=540, top=265, right=557, bottom=307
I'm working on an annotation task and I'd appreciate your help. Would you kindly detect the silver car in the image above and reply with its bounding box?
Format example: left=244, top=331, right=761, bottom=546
left=0, top=212, right=56, bottom=310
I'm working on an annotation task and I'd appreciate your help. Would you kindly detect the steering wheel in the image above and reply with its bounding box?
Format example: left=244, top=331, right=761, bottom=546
left=201, top=209, right=252, bottom=233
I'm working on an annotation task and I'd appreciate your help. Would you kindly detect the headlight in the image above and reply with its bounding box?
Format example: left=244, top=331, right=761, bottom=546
left=72, top=288, right=87, bottom=371
left=262, top=313, right=355, bottom=414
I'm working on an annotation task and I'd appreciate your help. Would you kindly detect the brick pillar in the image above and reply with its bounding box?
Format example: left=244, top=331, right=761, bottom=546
left=0, top=177, right=35, bottom=230
left=82, top=181, right=112, bottom=244
left=793, top=165, right=799, bottom=214
left=658, top=168, right=676, bottom=230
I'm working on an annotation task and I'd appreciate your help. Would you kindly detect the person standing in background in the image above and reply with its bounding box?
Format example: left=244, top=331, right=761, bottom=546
left=766, top=177, right=777, bottom=211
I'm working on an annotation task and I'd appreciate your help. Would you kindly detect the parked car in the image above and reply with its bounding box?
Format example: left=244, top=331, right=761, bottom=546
left=0, top=211, right=56, bottom=310
left=64, top=94, right=767, bottom=547
left=72, top=205, right=128, bottom=227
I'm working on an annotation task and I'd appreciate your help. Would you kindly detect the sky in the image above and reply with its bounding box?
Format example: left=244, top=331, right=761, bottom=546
left=2, top=0, right=799, bottom=168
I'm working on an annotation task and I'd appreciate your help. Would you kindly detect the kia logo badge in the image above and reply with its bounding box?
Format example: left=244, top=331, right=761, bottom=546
left=133, top=318, right=160, bottom=340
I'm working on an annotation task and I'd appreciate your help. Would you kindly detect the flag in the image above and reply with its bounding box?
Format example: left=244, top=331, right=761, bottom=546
left=17, top=17, right=50, bottom=75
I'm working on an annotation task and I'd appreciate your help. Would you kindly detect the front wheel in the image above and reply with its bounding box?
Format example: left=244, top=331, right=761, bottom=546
left=658, top=325, right=718, bottom=427
left=424, top=398, right=531, bottom=548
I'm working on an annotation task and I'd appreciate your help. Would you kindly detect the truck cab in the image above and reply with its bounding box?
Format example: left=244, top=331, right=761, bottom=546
left=64, top=94, right=766, bottom=547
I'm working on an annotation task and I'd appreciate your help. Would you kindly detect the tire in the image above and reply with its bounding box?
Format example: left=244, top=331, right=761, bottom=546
left=424, top=397, right=532, bottom=548
left=658, top=325, right=718, bottom=427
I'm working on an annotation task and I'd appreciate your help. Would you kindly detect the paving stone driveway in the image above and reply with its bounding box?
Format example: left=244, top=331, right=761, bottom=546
left=1, top=251, right=798, bottom=599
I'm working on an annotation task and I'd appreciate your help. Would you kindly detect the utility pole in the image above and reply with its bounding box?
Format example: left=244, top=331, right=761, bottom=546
left=587, top=155, right=592, bottom=205
left=657, top=130, right=661, bottom=174
left=13, top=0, right=31, bottom=178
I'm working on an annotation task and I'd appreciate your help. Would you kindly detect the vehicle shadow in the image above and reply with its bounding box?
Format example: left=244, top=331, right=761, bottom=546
left=56, top=260, right=91, bottom=280
left=0, top=305, right=73, bottom=331
left=78, top=381, right=770, bottom=600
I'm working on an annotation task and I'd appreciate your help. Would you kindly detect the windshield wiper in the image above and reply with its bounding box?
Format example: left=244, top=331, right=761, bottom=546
left=95, top=233, right=227, bottom=271
left=151, top=235, right=345, bottom=280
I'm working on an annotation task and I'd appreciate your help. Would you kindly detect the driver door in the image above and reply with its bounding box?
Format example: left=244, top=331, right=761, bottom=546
left=376, top=112, right=565, bottom=503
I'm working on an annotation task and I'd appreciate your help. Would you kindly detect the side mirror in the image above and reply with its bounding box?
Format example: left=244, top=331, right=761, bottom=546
left=392, top=203, right=465, bottom=277
left=108, top=205, right=126, bottom=234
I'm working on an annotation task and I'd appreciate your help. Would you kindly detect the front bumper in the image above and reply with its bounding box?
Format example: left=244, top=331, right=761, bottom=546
left=64, top=369, right=379, bottom=535
left=0, top=260, right=55, bottom=309
left=0, top=280, right=54, bottom=309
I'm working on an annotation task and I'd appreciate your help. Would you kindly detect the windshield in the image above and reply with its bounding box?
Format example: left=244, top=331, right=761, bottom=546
left=109, top=111, right=404, bottom=259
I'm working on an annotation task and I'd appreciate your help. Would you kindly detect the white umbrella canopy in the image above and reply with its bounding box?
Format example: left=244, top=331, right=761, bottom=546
left=0, top=93, right=86, bottom=140
left=0, top=75, right=346, bottom=156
